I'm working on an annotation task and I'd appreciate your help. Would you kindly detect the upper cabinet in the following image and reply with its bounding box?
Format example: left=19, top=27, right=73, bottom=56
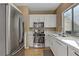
left=45, top=15, right=56, bottom=27
left=29, top=14, right=56, bottom=28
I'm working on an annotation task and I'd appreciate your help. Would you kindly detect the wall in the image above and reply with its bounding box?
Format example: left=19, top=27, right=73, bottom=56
left=18, top=6, right=29, bottom=32
left=56, top=3, right=74, bottom=32
left=18, top=6, right=29, bottom=48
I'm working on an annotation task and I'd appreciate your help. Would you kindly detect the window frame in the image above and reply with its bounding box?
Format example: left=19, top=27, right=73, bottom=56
left=62, top=3, right=79, bottom=34
left=72, top=4, right=79, bottom=33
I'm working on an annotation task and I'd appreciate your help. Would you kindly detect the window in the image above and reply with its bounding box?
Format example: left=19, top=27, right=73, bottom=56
left=73, top=5, right=79, bottom=33
left=63, top=4, right=79, bottom=34
left=64, top=9, right=72, bottom=32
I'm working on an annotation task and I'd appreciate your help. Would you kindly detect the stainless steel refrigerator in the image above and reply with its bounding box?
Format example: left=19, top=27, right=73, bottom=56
left=0, top=4, right=24, bottom=56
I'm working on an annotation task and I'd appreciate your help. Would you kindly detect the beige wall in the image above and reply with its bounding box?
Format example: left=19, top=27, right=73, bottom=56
left=18, top=6, right=29, bottom=32
left=56, top=3, right=74, bottom=32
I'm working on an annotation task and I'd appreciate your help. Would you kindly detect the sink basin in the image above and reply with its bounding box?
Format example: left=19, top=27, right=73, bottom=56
left=57, top=33, right=67, bottom=37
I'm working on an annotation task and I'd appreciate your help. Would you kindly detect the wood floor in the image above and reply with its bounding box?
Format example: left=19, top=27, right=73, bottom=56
left=15, top=48, right=54, bottom=56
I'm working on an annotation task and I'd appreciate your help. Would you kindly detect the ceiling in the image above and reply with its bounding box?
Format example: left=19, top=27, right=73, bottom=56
left=15, top=3, right=61, bottom=14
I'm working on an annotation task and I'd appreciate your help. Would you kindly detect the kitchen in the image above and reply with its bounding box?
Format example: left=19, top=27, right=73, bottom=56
left=0, top=3, right=79, bottom=56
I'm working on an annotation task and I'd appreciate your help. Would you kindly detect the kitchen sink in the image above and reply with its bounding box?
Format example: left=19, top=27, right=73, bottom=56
left=51, top=33, right=67, bottom=37
left=56, top=33, right=67, bottom=37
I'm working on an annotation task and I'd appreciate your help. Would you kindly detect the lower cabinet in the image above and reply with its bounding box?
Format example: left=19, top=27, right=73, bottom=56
left=54, top=40, right=67, bottom=56
left=50, top=36, right=67, bottom=56
left=28, top=36, right=33, bottom=47
left=28, top=32, right=34, bottom=47
left=45, top=35, right=50, bottom=47
left=68, top=46, right=79, bottom=56
left=49, top=35, right=79, bottom=56
left=50, top=36, right=54, bottom=52
left=52, top=39, right=58, bottom=55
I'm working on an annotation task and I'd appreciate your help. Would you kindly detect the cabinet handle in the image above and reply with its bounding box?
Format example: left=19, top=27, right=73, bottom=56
left=74, top=52, right=79, bottom=56
left=56, top=41, right=63, bottom=46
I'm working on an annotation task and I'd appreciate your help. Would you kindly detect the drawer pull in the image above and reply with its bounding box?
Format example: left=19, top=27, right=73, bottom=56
left=74, top=52, right=79, bottom=56
left=56, top=41, right=63, bottom=46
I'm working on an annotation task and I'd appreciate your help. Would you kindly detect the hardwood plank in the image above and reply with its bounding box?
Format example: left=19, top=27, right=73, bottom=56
left=15, top=48, right=54, bottom=56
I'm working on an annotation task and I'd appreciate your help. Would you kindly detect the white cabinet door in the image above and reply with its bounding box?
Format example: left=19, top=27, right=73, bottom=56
left=28, top=36, right=33, bottom=47
left=49, top=15, right=56, bottom=27
left=49, top=36, right=52, bottom=48
left=29, top=14, right=56, bottom=27
left=53, top=39, right=58, bottom=56
left=39, top=15, right=45, bottom=23
left=34, top=15, right=40, bottom=22
left=50, top=36, right=67, bottom=56
left=29, top=15, right=39, bottom=27
left=32, top=15, right=39, bottom=22
left=49, top=36, right=58, bottom=55
left=68, top=46, right=79, bottom=56
left=29, top=16, right=32, bottom=27
left=50, top=36, right=55, bottom=52
left=68, top=46, right=75, bottom=56
left=28, top=31, right=33, bottom=47
left=45, top=15, right=56, bottom=27
left=50, top=39, right=54, bottom=52
left=55, top=40, right=67, bottom=56
left=45, top=35, right=50, bottom=47
left=29, top=15, right=34, bottom=27
left=44, top=15, right=48, bottom=27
